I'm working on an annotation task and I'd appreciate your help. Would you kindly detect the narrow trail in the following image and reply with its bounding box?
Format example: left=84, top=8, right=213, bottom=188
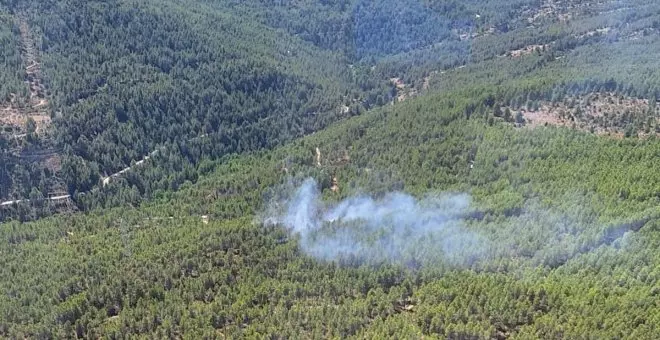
left=1, top=150, right=157, bottom=206
left=0, top=15, right=64, bottom=209
left=101, top=134, right=209, bottom=186
left=1, top=129, right=208, bottom=208
left=0, top=194, right=71, bottom=207
left=1, top=15, right=169, bottom=208
left=102, top=149, right=160, bottom=187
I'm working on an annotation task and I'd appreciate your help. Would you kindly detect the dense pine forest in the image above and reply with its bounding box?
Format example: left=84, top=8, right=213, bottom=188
left=1, top=0, right=659, bottom=338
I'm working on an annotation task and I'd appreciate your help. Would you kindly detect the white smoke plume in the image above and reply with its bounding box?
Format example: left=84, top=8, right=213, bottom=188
left=263, top=178, right=487, bottom=266
left=261, top=178, right=655, bottom=269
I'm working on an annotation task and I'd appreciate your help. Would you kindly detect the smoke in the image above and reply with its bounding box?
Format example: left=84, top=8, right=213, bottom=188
left=263, top=178, right=487, bottom=267
left=262, top=178, right=654, bottom=269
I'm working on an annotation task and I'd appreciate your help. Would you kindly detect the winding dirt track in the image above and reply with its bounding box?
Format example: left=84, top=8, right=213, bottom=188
left=0, top=194, right=70, bottom=207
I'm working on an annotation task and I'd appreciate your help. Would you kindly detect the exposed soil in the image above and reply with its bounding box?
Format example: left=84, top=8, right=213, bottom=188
left=390, top=77, right=418, bottom=103
left=508, top=44, right=549, bottom=58
left=0, top=15, right=50, bottom=137
left=454, top=26, right=495, bottom=42
left=422, top=71, right=437, bottom=91
left=0, top=15, right=68, bottom=205
left=330, top=176, right=339, bottom=193
left=575, top=27, right=611, bottom=39
left=507, top=92, right=660, bottom=138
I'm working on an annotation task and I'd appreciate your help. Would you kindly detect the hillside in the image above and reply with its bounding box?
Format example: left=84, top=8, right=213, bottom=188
left=1, top=0, right=660, bottom=338
left=3, top=0, right=660, bottom=219
left=0, top=0, right=393, bottom=213
left=2, top=78, right=659, bottom=338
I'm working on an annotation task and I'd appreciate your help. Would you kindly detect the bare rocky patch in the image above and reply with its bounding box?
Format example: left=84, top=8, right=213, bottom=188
left=0, top=15, right=51, bottom=138
left=504, top=92, right=660, bottom=138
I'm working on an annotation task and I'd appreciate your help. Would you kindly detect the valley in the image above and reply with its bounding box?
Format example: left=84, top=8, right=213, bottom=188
left=0, top=0, right=659, bottom=338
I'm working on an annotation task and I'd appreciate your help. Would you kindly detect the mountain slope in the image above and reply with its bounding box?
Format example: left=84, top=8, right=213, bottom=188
left=1, top=0, right=660, bottom=338
left=0, top=0, right=394, bottom=214
left=4, top=0, right=660, bottom=218
left=1, top=81, right=658, bottom=338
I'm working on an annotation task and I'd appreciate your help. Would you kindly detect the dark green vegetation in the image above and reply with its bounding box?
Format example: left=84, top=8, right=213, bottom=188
left=2, top=83, right=659, bottom=338
left=0, top=0, right=395, bottom=208
left=3, top=0, right=660, bottom=213
left=0, top=12, right=23, bottom=101
left=1, top=0, right=660, bottom=338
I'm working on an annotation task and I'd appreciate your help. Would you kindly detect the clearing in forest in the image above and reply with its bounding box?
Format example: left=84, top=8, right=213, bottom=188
left=507, top=92, right=660, bottom=138
left=0, top=15, right=51, bottom=137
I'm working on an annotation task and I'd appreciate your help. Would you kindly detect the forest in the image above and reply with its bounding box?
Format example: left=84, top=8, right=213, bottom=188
left=2, top=0, right=660, bottom=213
left=0, top=0, right=659, bottom=338
left=2, top=77, right=659, bottom=338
